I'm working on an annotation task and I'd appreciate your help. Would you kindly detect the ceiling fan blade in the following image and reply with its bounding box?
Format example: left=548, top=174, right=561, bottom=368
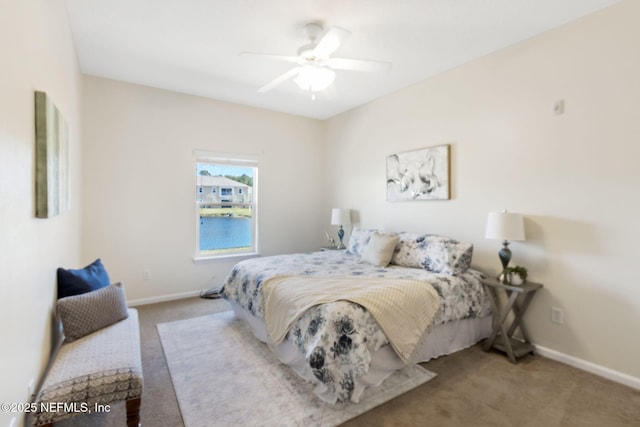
left=312, top=26, right=351, bottom=59
left=239, top=52, right=302, bottom=64
left=257, top=67, right=301, bottom=93
left=328, top=57, right=392, bottom=72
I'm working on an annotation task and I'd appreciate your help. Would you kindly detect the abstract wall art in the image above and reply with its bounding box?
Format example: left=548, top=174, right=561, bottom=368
left=386, top=144, right=450, bottom=201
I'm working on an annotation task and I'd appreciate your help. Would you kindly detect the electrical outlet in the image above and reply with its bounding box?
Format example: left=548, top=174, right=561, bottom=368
left=143, top=270, right=151, bottom=281
left=551, top=306, right=564, bottom=324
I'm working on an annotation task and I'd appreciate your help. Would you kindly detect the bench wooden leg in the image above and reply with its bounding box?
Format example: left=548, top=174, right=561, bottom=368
left=126, top=397, right=141, bottom=427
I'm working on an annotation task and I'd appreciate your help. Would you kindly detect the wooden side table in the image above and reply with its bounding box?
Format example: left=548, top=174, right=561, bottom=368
left=481, top=277, right=543, bottom=363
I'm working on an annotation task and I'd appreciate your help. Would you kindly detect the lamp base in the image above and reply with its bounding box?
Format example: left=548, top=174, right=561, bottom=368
left=497, top=240, right=512, bottom=282
left=337, top=225, right=345, bottom=250
left=498, top=240, right=512, bottom=270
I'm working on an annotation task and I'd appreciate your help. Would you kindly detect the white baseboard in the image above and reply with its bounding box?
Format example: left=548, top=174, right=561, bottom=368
left=127, top=290, right=203, bottom=307
left=535, top=345, right=640, bottom=390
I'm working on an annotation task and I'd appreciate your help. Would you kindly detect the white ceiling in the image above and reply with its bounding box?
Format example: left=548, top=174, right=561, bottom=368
left=64, top=0, right=621, bottom=120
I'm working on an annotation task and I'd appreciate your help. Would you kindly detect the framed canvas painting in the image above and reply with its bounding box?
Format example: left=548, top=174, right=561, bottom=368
left=386, top=144, right=450, bottom=201
left=35, top=91, right=69, bottom=218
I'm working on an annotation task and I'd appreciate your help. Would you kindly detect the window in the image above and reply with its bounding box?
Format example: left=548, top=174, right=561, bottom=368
left=195, top=152, right=257, bottom=258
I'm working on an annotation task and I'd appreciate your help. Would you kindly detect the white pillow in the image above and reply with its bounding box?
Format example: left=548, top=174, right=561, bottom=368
left=361, top=232, right=400, bottom=267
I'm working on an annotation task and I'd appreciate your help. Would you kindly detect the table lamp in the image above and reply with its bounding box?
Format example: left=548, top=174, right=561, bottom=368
left=485, top=210, right=525, bottom=272
left=331, top=208, right=351, bottom=249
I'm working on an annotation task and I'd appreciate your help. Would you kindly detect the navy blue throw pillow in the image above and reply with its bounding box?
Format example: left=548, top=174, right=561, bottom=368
left=57, top=258, right=111, bottom=299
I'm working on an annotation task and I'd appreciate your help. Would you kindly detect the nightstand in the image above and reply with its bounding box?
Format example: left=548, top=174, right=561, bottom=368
left=481, top=276, right=543, bottom=363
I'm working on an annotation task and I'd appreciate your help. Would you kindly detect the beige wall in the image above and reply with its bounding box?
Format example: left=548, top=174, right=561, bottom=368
left=81, top=76, right=326, bottom=302
left=0, top=1, right=83, bottom=426
left=3, top=3, right=638, bottom=421
left=325, top=0, right=640, bottom=381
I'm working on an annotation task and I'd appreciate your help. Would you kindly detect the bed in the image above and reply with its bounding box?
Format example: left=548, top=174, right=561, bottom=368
left=220, top=229, right=492, bottom=404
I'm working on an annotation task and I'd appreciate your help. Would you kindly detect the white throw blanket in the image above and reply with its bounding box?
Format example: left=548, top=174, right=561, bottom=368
left=262, top=275, right=441, bottom=363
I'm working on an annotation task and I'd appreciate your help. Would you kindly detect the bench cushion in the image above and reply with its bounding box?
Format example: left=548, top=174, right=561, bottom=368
left=32, top=309, right=143, bottom=426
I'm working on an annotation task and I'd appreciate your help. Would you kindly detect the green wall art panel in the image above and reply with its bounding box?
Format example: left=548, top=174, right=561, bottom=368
left=35, top=91, right=69, bottom=218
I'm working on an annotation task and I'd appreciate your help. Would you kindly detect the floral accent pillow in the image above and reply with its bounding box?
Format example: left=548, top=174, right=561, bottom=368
left=391, top=232, right=473, bottom=275
left=346, top=228, right=378, bottom=257
left=390, top=232, right=423, bottom=269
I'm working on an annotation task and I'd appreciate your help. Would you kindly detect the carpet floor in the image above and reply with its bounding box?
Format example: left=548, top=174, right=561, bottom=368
left=58, top=297, right=640, bottom=426
left=158, top=311, right=435, bottom=426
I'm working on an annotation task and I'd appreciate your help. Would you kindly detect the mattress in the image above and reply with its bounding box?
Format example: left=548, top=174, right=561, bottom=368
left=221, top=250, right=492, bottom=403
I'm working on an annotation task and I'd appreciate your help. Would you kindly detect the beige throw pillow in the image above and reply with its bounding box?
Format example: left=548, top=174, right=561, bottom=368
left=361, top=232, right=400, bottom=267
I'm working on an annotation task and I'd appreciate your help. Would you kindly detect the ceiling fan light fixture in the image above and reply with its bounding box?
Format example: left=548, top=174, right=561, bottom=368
left=245, top=23, right=386, bottom=96
left=294, top=65, right=335, bottom=92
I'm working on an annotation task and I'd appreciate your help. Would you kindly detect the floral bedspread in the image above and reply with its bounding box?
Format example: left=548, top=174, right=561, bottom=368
left=221, top=250, right=491, bottom=403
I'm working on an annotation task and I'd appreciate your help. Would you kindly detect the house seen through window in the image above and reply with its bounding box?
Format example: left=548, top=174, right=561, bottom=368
left=196, top=159, right=257, bottom=257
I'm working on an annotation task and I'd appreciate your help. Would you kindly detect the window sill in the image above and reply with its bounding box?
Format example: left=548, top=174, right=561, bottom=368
left=192, top=252, right=260, bottom=263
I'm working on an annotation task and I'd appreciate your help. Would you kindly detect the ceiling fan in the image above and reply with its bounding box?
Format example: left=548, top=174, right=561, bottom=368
left=241, top=23, right=391, bottom=97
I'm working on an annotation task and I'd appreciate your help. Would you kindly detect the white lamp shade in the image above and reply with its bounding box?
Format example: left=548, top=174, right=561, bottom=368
left=294, top=65, right=336, bottom=92
left=485, top=211, right=525, bottom=241
left=331, top=208, right=351, bottom=225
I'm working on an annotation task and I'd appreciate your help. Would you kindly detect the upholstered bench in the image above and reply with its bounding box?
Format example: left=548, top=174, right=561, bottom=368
left=32, top=305, right=143, bottom=427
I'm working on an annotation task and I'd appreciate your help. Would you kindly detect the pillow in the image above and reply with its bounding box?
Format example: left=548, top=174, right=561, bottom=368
left=57, top=283, right=129, bottom=342
left=391, top=232, right=424, bottom=269
left=391, top=232, right=473, bottom=275
left=57, top=258, right=111, bottom=299
left=422, top=235, right=474, bottom=275
left=361, top=232, right=400, bottom=267
left=346, top=228, right=378, bottom=257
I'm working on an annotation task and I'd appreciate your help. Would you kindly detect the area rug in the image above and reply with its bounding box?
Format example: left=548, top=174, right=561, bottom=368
left=157, top=310, right=436, bottom=427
